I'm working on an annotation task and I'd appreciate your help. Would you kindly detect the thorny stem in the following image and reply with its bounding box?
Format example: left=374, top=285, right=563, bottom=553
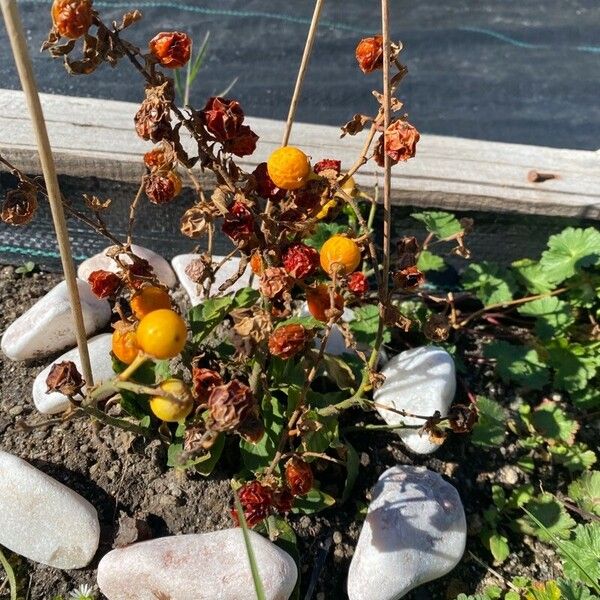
left=76, top=404, right=150, bottom=437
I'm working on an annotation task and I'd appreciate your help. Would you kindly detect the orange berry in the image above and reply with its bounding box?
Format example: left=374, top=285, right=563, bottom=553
left=319, top=235, right=361, bottom=277
left=51, top=0, right=93, bottom=40
left=306, top=284, right=344, bottom=322
left=136, top=309, right=187, bottom=359
left=130, top=286, right=171, bottom=320
left=267, top=146, right=311, bottom=191
left=250, top=251, right=264, bottom=276
left=112, top=326, right=140, bottom=365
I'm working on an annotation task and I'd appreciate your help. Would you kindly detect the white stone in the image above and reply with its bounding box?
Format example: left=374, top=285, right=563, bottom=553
left=1, top=280, right=111, bottom=361
left=78, top=244, right=176, bottom=288
left=373, top=346, right=456, bottom=454
left=0, top=450, right=100, bottom=569
left=32, top=334, right=116, bottom=414
left=171, top=254, right=257, bottom=306
left=347, top=465, right=466, bottom=600
left=97, top=529, right=297, bottom=600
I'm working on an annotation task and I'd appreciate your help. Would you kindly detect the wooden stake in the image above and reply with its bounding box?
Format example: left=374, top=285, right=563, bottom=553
left=281, top=0, right=325, bottom=147
left=1, top=0, right=94, bottom=385
left=381, top=0, right=392, bottom=302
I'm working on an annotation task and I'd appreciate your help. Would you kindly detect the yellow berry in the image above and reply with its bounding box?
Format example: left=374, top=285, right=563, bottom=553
left=136, top=309, right=187, bottom=359
left=267, top=146, right=311, bottom=191
left=320, top=235, right=362, bottom=276
left=130, top=285, right=172, bottom=320
left=150, top=378, right=193, bottom=422
left=112, top=325, right=140, bottom=365
left=316, top=199, right=338, bottom=220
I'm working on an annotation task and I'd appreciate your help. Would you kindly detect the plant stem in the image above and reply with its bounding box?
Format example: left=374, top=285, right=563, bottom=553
left=126, top=178, right=146, bottom=246
left=77, top=404, right=150, bottom=437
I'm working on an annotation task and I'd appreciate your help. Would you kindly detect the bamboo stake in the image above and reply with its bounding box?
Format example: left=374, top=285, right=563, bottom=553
left=1, top=0, right=94, bottom=385
left=281, top=0, right=325, bottom=147
left=381, top=0, right=392, bottom=302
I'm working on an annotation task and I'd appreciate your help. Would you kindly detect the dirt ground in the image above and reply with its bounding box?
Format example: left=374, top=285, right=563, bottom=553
left=0, top=264, right=561, bottom=600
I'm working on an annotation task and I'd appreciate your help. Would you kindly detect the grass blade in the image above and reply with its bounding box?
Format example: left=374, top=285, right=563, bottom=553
left=0, top=546, right=17, bottom=600
left=233, top=486, right=267, bottom=600
left=217, top=76, right=239, bottom=98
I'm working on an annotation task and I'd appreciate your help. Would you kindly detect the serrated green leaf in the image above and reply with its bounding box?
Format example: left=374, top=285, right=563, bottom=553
left=300, top=410, right=339, bottom=456
left=571, top=388, right=600, bottom=411
left=484, top=341, right=550, bottom=389
left=526, top=580, right=563, bottom=600
left=305, top=222, right=347, bottom=250
left=517, top=296, right=575, bottom=340
left=529, top=401, right=579, bottom=444
left=556, top=578, right=599, bottom=600
left=550, top=443, right=597, bottom=473
left=471, top=396, right=506, bottom=448
left=349, top=304, right=390, bottom=346
left=512, top=258, right=554, bottom=294
left=416, top=250, right=445, bottom=272
left=411, top=210, right=463, bottom=239
left=518, top=493, right=576, bottom=542
left=569, top=472, right=600, bottom=516
left=547, top=340, right=599, bottom=393
left=539, top=227, right=600, bottom=285
left=463, top=262, right=516, bottom=305
left=558, top=523, right=600, bottom=587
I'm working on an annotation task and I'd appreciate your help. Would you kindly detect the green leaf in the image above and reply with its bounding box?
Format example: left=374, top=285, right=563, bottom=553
left=300, top=411, right=339, bottom=456
left=153, top=359, right=172, bottom=383
left=518, top=493, right=576, bottom=542
left=320, top=353, right=357, bottom=390
left=119, top=390, right=150, bottom=420
left=529, top=401, right=579, bottom=445
left=411, top=210, right=463, bottom=239
left=341, top=441, right=360, bottom=504
left=240, top=393, right=285, bottom=474
left=517, top=296, right=575, bottom=340
left=558, top=523, right=600, bottom=588
left=194, top=434, right=225, bottom=476
left=507, top=484, right=535, bottom=510
left=416, top=250, right=445, bottom=272
left=233, top=287, right=261, bottom=310
left=492, top=484, right=506, bottom=510
left=488, top=532, right=510, bottom=564
left=291, top=488, right=336, bottom=515
left=571, top=388, right=600, bottom=411
left=512, top=258, right=554, bottom=294
left=569, top=471, right=600, bottom=517
left=471, top=396, right=506, bottom=448
left=547, top=340, right=599, bottom=393
left=484, top=341, right=550, bottom=389
left=304, top=222, right=347, bottom=250
left=550, top=443, right=597, bottom=474
left=556, top=578, right=600, bottom=600
left=276, top=315, right=323, bottom=330
left=539, top=227, right=600, bottom=285
left=526, top=581, right=563, bottom=600
left=349, top=304, right=389, bottom=347
left=463, top=262, right=516, bottom=305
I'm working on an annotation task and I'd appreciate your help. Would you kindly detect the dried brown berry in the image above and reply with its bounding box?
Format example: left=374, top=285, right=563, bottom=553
left=221, top=201, right=255, bottom=245
left=200, top=97, right=245, bottom=142
left=143, top=141, right=176, bottom=174
left=223, top=125, right=259, bottom=157
left=285, top=457, right=314, bottom=496
left=134, top=92, right=171, bottom=142
left=355, top=35, right=384, bottom=73
left=347, top=271, right=369, bottom=296
left=272, top=488, right=294, bottom=514
left=374, top=120, right=420, bottom=167
left=1, top=189, right=38, bottom=226
left=448, top=404, right=478, bottom=434
left=149, top=31, right=192, bottom=69
left=208, top=380, right=256, bottom=432
left=88, top=269, right=121, bottom=299
left=231, top=481, right=273, bottom=527
left=282, top=243, right=319, bottom=279
left=252, top=162, right=285, bottom=201
left=191, top=367, right=222, bottom=404
left=424, top=313, right=451, bottom=342
left=46, top=360, right=84, bottom=397
left=237, top=411, right=265, bottom=444
left=397, top=236, right=419, bottom=269
left=394, top=265, right=425, bottom=290
left=268, top=324, right=309, bottom=360
left=145, top=172, right=181, bottom=205
left=51, top=0, right=93, bottom=40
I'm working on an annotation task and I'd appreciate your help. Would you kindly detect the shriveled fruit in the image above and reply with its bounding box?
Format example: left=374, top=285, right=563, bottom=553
left=285, top=457, right=314, bottom=496
left=149, top=31, right=192, bottom=69
left=136, top=309, right=187, bottom=359
left=267, top=146, right=311, bottom=191
left=306, top=284, right=344, bottom=322
left=130, top=285, right=171, bottom=320
left=150, top=378, right=193, bottom=422
left=249, top=251, right=264, bottom=276
left=320, top=235, right=362, bottom=276
left=51, top=0, right=93, bottom=39
left=112, top=326, right=140, bottom=365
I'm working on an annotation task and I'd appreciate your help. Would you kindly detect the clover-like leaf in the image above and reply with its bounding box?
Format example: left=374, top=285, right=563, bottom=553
left=411, top=210, right=463, bottom=239
left=416, top=250, right=445, bottom=272
left=484, top=341, right=550, bottom=389
left=518, top=493, right=576, bottom=542
left=512, top=258, right=554, bottom=294
left=517, top=296, right=575, bottom=340
left=471, top=396, right=506, bottom=448
left=463, top=262, right=517, bottom=306
left=529, top=400, right=579, bottom=445
left=549, top=443, right=597, bottom=474
left=547, top=340, right=599, bottom=393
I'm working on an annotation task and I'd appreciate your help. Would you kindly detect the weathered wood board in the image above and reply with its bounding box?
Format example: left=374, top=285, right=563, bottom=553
left=0, top=89, right=598, bottom=219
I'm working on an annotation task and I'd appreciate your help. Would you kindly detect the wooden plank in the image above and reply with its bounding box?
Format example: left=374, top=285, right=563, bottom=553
left=0, top=89, right=598, bottom=219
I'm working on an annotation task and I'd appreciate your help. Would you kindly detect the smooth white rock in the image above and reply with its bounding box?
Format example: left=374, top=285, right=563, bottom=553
left=171, top=254, right=256, bottom=306
left=78, top=244, right=176, bottom=288
left=32, top=334, right=115, bottom=414
left=97, top=529, right=297, bottom=600
left=1, top=279, right=111, bottom=361
left=0, top=450, right=100, bottom=569
left=373, top=346, right=456, bottom=454
left=347, top=465, right=466, bottom=600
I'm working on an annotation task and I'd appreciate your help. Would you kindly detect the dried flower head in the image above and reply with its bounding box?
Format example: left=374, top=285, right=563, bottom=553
left=394, top=265, right=425, bottom=290
left=282, top=243, right=319, bottom=279
left=88, top=269, right=121, bottom=298
left=46, top=360, right=84, bottom=397
left=285, top=457, right=314, bottom=496
left=143, top=141, right=176, bottom=174
left=149, top=31, right=192, bottom=69
left=145, top=172, right=181, bottom=205
left=231, top=481, right=273, bottom=527
left=191, top=366, right=223, bottom=404
left=222, top=201, right=255, bottom=246
left=313, top=159, right=341, bottom=178
left=355, top=35, right=384, bottom=73
left=347, top=271, right=369, bottom=296
left=259, top=267, right=292, bottom=301
left=424, top=313, right=451, bottom=342
left=268, top=324, right=309, bottom=360
left=51, top=0, right=93, bottom=40
left=272, top=487, right=294, bottom=514
left=375, top=120, right=420, bottom=167
left=1, top=188, right=38, bottom=226
left=134, top=88, right=172, bottom=142
left=207, top=380, right=256, bottom=432
left=397, top=236, right=419, bottom=269
left=252, top=162, right=285, bottom=201
left=200, top=96, right=245, bottom=142
left=237, top=410, right=265, bottom=444
left=222, top=125, right=259, bottom=157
